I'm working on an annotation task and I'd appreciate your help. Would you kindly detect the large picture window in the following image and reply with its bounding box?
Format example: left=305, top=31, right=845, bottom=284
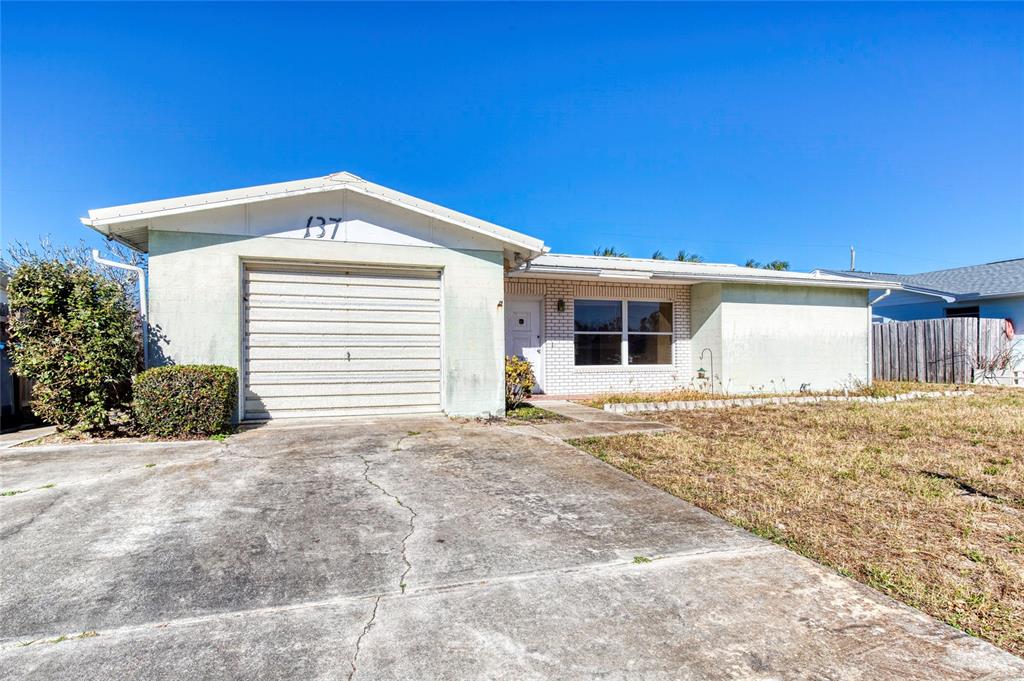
left=574, top=300, right=672, bottom=366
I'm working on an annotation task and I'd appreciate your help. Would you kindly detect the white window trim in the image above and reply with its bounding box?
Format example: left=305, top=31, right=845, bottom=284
left=574, top=299, right=673, bottom=368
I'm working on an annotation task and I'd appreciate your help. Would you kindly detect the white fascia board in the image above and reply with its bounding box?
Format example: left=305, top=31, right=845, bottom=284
left=510, top=264, right=902, bottom=290
left=339, top=179, right=545, bottom=257
left=85, top=175, right=349, bottom=225
left=83, top=172, right=547, bottom=258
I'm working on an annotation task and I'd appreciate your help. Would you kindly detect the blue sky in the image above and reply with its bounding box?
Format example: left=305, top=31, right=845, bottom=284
left=3, top=2, right=1021, bottom=273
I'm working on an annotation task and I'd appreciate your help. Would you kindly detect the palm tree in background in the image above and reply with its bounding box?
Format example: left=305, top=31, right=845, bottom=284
left=745, top=258, right=790, bottom=271
left=676, top=250, right=705, bottom=263
left=651, top=250, right=667, bottom=260
left=593, top=246, right=629, bottom=257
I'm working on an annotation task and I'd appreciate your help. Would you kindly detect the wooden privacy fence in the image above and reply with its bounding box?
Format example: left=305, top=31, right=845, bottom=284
left=872, top=317, right=1008, bottom=384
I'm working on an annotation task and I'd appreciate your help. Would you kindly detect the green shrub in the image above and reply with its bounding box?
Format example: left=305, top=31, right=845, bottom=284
left=505, top=355, right=536, bottom=411
left=133, top=365, right=237, bottom=437
left=7, top=260, right=138, bottom=430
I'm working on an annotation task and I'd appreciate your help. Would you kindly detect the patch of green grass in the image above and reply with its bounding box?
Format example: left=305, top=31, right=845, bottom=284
left=632, top=556, right=652, bottom=564
left=505, top=404, right=569, bottom=423
left=209, top=433, right=229, bottom=442
left=965, top=549, right=986, bottom=563
left=38, top=483, right=56, bottom=490
left=863, top=564, right=918, bottom=596
left=144, top=463, right=156, bottom=468
left=1, top=489, right=28, bottom=497
left=20, top=630, right=100, bottom=647
left=406, top=431, right=420, bottom=436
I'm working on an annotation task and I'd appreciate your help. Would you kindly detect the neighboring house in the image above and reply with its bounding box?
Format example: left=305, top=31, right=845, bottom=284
left=82, top=172, right=894, bottom=420
left=816, top=259, right=1024, bottom=327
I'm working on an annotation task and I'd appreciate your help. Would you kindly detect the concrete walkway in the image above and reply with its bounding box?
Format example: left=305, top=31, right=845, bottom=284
left=526, top=399, right=675, bottom=439
left=0, top=425, right=57, bottom=449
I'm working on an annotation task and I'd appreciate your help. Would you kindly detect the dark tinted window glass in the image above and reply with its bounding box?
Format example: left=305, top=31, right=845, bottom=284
left=944, top=306, right=979, bottom=318
left=575, top=334, right=622, bottom=365
left=574, top=300, right=622, bottom=332
left=628, top=302, right=672, bottom=332
left=628, top=335, right=671, bottom=365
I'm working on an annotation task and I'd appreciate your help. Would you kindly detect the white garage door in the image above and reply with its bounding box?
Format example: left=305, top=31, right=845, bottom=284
left=243, top=263, right=442, bottom=420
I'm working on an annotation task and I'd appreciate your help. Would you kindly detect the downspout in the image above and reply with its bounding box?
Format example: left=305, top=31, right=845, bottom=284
left=92, top=249, right=148, bottom=369
left=866, top=289, right=892, bottom=385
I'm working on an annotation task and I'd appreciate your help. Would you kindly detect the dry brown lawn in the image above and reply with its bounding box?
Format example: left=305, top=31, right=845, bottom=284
left=577, top=380, right=952, bottom=409
left=574, top=386, right=1024, bottom=655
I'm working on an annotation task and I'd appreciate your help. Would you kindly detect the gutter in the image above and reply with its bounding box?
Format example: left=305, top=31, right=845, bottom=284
left=91, top=249, right=149, bottom=369
left=866, top=289, right=892, bottom=384
left=898, top=284, right=957, bottom=303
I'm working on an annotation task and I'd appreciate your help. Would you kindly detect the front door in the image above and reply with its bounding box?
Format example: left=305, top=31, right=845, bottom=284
left=505, top=298, right=544, bottom=393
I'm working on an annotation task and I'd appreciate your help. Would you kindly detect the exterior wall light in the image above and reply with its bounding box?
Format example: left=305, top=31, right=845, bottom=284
left=557, top=298, right=566, bottom=312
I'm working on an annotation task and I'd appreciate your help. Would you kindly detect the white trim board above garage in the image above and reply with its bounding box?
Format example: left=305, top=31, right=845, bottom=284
left=81, top=171, right=547, bottom=263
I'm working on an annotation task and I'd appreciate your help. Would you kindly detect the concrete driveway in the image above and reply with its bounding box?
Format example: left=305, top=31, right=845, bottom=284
left=1, top=418, right=1021, bottom=680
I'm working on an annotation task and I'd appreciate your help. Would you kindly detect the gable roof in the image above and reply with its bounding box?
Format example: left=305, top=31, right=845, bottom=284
left=81, top=171, right=547, bottom=258
left=816, top=258, right=1024, bottom=301
left=514, top=253, right=899, bottom=290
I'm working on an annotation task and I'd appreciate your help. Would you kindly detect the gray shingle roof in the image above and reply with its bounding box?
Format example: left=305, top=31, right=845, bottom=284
left=818, top=258, right=1024, bottom=300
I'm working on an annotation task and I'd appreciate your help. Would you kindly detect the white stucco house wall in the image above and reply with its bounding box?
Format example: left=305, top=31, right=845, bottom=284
left=82, top=172, right=894, bottom=421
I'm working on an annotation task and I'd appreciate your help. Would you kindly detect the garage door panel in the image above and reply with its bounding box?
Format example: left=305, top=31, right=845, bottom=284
left=246, top=320, right=441, bottom=336
left=246, top=295, right=440, bottom=311
left=246, top=269, right=439, bottom=287
left=246, top=307, right=439, bottom=324
left=248, top=357, right=440, bottom=373
left=246, top=380, right=438, bottom=398
left=246, top=345, right=439, bottom=361
left=246, top=280, right=440, bottom=300
left=243, top=264, right=442, bottom=420
left=246, top=369, right=440, bottom=385
left=244, top=403, right=440, bottom=421
left=246, top=392, right=439, bottom=412
left=246, top=334, right=439, bottom=349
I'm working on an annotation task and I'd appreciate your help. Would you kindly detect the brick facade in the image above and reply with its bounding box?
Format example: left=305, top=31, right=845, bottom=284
left=505, top=277, right=692, bottom=395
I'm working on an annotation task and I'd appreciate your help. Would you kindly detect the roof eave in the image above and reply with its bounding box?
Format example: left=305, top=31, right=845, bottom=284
left=80, top=217, right=148, bottom=253
left=511, top=264, right=901, bottom=290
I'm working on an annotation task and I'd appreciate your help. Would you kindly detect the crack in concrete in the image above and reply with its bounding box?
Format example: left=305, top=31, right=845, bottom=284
left=343, top=446, right=420, bottom=679
left=346, top=595, right=381, bottom=681
left=359, top=448, right=419, bottom=594
left=0, top=491, right=66, bottom=541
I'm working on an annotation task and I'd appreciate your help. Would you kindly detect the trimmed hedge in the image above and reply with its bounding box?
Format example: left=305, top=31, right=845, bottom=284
left=133, top=365, right=237, bottom=437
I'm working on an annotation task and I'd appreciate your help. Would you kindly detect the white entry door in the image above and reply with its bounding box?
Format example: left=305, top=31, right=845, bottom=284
left=505, top=298, right=544, bottom=393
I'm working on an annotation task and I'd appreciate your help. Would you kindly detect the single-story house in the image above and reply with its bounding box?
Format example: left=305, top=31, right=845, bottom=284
left=816, top=259, right=1024, bottom=328
left=82, top=172, right=895, bottom=420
